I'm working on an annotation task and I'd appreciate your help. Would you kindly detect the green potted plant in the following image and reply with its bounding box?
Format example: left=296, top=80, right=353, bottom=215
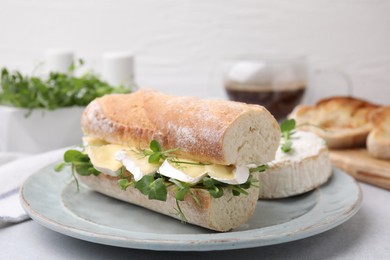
left=0, top=62, right=130, bottom=153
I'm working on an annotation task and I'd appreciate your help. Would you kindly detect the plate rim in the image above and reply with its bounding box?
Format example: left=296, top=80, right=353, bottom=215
left=20, top=166, right=362, bottom=251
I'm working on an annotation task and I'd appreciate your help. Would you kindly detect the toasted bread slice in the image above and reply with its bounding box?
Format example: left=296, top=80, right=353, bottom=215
left=367, top=106, right=390, bottom=160
left=289, top=96, right=379, bottom=149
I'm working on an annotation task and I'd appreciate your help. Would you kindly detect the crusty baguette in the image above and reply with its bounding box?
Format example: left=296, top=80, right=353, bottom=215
left=258, top=131, right=332, bottom=199
left=367, top=106, right=390, bottom=160
left=81, top=89, right=280, bottom=166
left=289, top=96, right=379, bottom=149
left=76, top=173, right=259, bottom=232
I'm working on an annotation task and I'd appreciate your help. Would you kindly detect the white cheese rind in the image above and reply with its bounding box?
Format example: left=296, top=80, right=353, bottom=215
left=115, top=150, right=159, bottom=181
left=258, top=131, right=332, bottom=199
left=158, top=160, right=208, bottom=184
left=207, top=165, right=249, bottom=185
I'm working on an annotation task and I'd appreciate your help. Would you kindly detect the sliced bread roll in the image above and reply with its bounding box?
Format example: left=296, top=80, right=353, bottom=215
left=289, top=96, right=379, bottom=149
left=77, top=173, right=259, bottom=232
left=258, top=131, right=332, bottom=199
left=367, top=106, right=390, bottom=160
left=82, top=89, right=280, bottom=166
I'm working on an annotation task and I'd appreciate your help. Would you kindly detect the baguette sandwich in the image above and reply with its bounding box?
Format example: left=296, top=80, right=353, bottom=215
left=59, top=89, right=280, bottom=232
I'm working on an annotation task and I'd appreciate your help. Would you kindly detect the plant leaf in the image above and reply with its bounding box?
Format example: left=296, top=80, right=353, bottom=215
left=175, top=187, right=190, bottom=201
left=150, top=140, right=161, bottom=152
left=135, top=175, right=154, bottom=195
left=209, top=186, right=224, bottom=198
left=64, top=150, right=89, bottom=163
left=280, top=119, right=296, bottom=133
left=54, top=162, right=65, bottom=172
left=118, top=179, right=131, bottom=190
left=148, top=152, right=161, bottom=164
left=249, top=164, right=268, bottom=173
left=148, top=178, right=168, bottom=201
left=281, top=140, right=293, bottom=153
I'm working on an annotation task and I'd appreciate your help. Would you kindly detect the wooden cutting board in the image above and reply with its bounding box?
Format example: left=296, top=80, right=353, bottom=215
left=330, top=149, right=390, bottom=190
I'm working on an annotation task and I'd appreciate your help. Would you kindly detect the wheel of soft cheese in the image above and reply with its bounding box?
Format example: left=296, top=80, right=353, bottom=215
left=258, top=131, right=332, bottom=199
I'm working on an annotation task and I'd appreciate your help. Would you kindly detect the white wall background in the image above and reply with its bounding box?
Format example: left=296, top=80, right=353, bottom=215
left=0, top=0, right=389, bottom=104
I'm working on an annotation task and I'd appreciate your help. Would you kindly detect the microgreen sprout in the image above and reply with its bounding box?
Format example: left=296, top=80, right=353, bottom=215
left=142, top=140, right=180, bottom=164
left=280, top=119, right=296, bottom=153
left=54, top=149, right=100, bottom=190
left=0, top=66, right=130, bottom=114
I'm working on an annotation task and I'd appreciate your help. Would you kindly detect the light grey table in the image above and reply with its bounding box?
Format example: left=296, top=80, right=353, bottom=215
left=1, top=182, right=389, bottom=260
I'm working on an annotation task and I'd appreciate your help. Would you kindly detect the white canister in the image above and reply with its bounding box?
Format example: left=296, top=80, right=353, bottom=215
left=102, top=52, right=135, bottom=88
left=45, top=49, right=74, bottom=73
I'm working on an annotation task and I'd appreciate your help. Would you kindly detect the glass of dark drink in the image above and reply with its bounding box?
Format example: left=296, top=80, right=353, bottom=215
left=224, top=55, right=307, bottom=121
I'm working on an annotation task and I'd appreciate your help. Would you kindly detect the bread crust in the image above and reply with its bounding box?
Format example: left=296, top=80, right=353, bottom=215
left=81, top=89, right=280, bottom=165
left=289, top=96, right=379, bottom=149
left=76, top=173, right=259, bottom=232
left=367, top=106, right=390, bottom=159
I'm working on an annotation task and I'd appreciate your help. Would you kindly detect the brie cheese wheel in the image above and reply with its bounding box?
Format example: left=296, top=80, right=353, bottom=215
left=207, top=165, right=249, bottom=185
left=115, top=149, right=159, bottom=181
left=258, top=131, right=332, bottom=199
left=87, top=144, right=125, bottom=176
left=158, top=160, right=208, bottom=184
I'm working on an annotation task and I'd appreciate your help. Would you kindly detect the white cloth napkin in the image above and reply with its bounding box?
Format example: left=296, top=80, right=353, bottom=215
left=0, top=147, right=70, bottom=223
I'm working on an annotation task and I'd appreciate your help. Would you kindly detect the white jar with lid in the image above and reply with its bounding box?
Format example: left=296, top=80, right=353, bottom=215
left=45, top=49, right=74, bottom=74
left=102, top=52, right=137, bottom=89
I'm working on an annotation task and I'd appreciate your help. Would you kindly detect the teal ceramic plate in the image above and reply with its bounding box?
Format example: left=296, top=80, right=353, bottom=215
left=20, top=165, right=362, bottom=251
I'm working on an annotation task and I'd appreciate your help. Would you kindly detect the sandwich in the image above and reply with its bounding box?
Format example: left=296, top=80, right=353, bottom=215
left=57, top=89, right=280, bottom=232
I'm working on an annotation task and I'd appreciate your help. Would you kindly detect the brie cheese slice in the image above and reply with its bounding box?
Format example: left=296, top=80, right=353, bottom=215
left=115, top=149, right=159, bottom=181
left=87, top=144, right=125, bottom=176
left=207, top=165, right=249, bottom=185
left=158, top=160, right=208, bottom=184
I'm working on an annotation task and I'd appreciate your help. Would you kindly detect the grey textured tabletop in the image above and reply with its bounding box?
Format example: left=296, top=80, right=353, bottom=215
left=1, top=181, right=389, bottom=260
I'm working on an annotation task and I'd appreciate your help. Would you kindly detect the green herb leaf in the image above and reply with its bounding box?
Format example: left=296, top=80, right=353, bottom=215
left=148, top=178, right=168, bottom=201
left=249, top=164, right=268, bottom=173
left=142, top=140, right=180, bottom=164
left=135, top=175, right=155, bottom=195
left=0, top=67, right=131, bottom=112
left=150, top=140, right=161, bottom=152
left=64, top=150, right=89, bottom=163
left=74, top=162, right=98, bottom=176
left=54, top=162, right=65, bottom=172
left=175, top=199, right=187, bottom=223
left=209, top=186, right=224, bottom=198
left=281, top=140, right=293, bottom=153
left=175, top=186, right=190, bottom=201
left=201, top=177, right=225, bottom=198
left=202, top=177, right=218, bottom=189
left=280, top=119, right=297, bottom=153
left=133, top=175, right=168, bottom=201
left=148, top=152, right=162, bottom=164
left=118, top=179, right=132, bottom=190
left=231, top=186, right=249, bottom=196
left=280, top=119, right=296, bottom=133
